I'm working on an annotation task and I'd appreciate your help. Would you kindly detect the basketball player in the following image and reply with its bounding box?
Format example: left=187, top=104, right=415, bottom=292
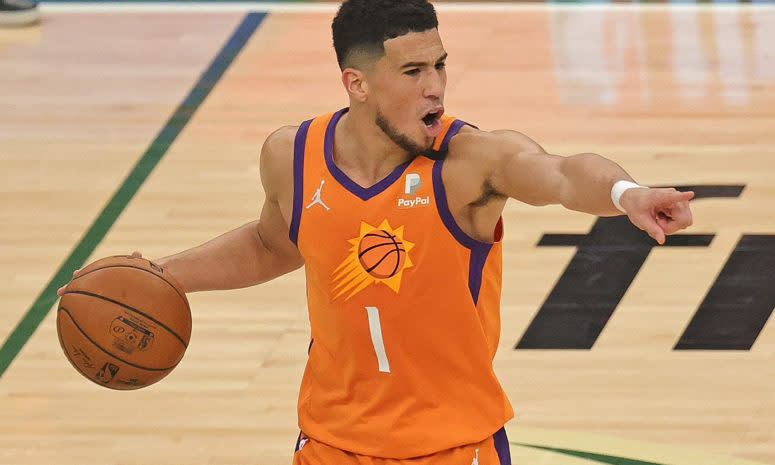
left=60, top=1, right=694, bottom=463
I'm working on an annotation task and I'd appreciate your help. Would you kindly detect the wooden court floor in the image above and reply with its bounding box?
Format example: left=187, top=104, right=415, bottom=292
left=2, top=4, right=775, bottom=465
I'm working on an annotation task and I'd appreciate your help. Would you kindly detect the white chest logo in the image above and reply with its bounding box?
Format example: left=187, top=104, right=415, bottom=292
left=404, top=173, right=421, bottom=195
left=306, top=179, right=330, bottom=210
left=398, top=173, right=429, bottom=208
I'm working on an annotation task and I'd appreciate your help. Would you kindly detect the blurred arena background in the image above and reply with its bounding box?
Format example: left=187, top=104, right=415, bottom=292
left=2, top=1, right=775, bottom=464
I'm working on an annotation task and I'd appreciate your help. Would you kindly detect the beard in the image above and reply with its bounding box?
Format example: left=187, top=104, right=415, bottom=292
left=375, top=109, right=431, bottom=157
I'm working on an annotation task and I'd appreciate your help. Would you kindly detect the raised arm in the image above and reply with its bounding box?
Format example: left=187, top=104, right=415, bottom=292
left=153, top=126, right=304, bottom=292
left=450, top=129, right=694, bottom=244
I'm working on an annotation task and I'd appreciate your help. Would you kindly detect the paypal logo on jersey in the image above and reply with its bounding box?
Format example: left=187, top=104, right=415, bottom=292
left=404, top=173, right=421, bottom=195
left=397, top=196, right=430, bottom=208
left=398, top=173, right=430, bottom=208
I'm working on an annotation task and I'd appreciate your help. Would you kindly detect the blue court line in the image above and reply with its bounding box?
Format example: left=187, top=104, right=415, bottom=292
left=0, top=12, right=267, bottom=379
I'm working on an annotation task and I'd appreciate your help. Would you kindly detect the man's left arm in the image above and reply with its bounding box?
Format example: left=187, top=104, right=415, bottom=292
left=475, top=129, right=695, bottom=244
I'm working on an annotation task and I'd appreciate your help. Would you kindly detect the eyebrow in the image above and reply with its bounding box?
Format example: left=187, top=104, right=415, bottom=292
left=400, top=52, right=448, bottom=69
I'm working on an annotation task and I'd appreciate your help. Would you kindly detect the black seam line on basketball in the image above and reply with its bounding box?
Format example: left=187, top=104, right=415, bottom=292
left=55, top=319, right=92, bottom=381
left=71, top=264, right=188, bottom=304
left=365, top=248, right=401, bottom=274
left=358, top=242, right=405, bottom=256
left=389, top=240, right=401, bottom=276
left=0, top=13, right=267, bottom=379
left=363, top=231, right=396, bottom=239
left=58, top=307, right=178, bottom=372
left=61, top=290, right=188, bottom=348
left=56, top=324, right=101, bottom=384
left=390, top=247, right=400, bottom=277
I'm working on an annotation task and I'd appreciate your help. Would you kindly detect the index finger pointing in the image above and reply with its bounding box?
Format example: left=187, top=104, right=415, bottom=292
left=658, top=189, right=694, bottom=206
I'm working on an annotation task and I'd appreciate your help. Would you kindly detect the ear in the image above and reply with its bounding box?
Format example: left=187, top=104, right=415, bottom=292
left=342, top=68, right=369, bottom=103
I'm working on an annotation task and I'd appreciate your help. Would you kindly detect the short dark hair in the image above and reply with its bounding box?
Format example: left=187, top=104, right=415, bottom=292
left=332, top=0, right=439, bottom=70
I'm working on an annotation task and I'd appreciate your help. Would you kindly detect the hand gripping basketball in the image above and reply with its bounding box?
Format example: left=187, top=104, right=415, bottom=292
left=56, top=254, right=191, bottom=390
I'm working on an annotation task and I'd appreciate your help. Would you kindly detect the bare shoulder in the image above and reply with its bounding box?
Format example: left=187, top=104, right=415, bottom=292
left=447, top=126, right=546, bottom=163
left=261, top=125, right=297, bottom=171
left=260, top=125, right=298, bottom=198
left=441, top=126, right=554, bottom=208
left=438, top=126, right=550, bottom=240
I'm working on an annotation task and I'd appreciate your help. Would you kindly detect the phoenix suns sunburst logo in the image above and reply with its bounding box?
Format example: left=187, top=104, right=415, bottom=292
left=332, top=220, right=415, bottom=300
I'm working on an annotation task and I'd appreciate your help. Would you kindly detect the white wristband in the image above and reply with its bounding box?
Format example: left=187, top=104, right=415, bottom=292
left=611, top=180, right=647, bottom=213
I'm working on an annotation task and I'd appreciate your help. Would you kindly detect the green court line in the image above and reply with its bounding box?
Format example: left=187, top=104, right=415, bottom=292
left=512, top=443, right=668, bottom=465
left=0, top=12, right=266, bottom=379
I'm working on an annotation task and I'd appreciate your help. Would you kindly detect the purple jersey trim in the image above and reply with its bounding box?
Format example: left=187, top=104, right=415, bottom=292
left=324, top=108, right=412, bottom=201
left=432, top=158, right=493, bottom=306
left=438, top=119, right=467, bottom=152
left=294, top=431, right=303, bottom=452
left=468, top=245, right=492, bottom=306
left=493, top=427, right=511, bottom=465
left=289, top=119, right=312, bottom=245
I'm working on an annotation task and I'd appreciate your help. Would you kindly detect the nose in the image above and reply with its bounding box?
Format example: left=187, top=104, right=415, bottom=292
left=423, top=68, right=445, bottom=100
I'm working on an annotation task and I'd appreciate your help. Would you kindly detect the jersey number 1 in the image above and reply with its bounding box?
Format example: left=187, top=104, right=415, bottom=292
left=365, top=306, right=391, bottom=373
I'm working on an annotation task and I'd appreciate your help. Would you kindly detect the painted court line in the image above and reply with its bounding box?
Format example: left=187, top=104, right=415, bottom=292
left=513, top=443, right=665, bottom=465
left=0, top=12, right=267, bottom=379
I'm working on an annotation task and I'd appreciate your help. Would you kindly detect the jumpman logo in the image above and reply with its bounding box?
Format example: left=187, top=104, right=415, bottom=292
left=471, top=448, right=479, bottom=465
left=306, top=179, right=330, bottom=210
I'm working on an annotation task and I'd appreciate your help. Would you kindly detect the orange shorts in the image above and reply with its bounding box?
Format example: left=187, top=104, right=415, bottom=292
left=291, top=427, right=511, bottom=465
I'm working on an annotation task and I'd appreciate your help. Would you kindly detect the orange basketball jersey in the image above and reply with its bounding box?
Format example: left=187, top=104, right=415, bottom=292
left=289, top=109, right=513, bottom=459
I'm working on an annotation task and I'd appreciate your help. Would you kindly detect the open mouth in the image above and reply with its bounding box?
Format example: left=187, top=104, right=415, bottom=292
left=422, top=110, right=442, bottom=127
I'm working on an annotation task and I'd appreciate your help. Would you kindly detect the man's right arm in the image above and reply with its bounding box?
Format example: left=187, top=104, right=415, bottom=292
left=155, top=126, right=304, bottom=293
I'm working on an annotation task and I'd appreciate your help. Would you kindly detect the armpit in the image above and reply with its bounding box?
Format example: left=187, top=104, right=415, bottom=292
left=469, top=178, right=507, bottom=208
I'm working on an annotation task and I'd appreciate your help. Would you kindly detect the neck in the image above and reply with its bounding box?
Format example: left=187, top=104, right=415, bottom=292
left=333, top=106, right=412, bottom=187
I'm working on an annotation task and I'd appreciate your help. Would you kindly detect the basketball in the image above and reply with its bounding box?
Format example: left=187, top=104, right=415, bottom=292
left=358, top=229, right=406, bottom=279
left=56, top=255, right=191, bottom=390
